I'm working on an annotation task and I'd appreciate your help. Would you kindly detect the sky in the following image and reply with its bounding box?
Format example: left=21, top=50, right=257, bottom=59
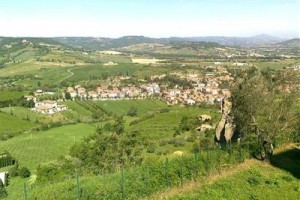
left=0, top=0, right=299, bottom=38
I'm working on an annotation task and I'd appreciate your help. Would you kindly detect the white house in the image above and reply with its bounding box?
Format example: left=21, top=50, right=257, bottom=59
left=186, top=99, right=196, bottom=105
left=0, top=172, right=7, bottom=185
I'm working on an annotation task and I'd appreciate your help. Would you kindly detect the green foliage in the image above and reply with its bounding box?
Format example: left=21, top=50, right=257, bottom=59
left=0, top=179, right=7, bottom=199
left=113, top=117, right=125, bottom=135
left=19, top=167, right=31, bottom=178
left=127, top=106, right=137, bottom=116
left=231, top=68, right=299, bottom=160
left=64, top=92, right=71, bottom=100
left=69, top=130, right=143, bottom=175
left=30, top=147, right=247, bottom=199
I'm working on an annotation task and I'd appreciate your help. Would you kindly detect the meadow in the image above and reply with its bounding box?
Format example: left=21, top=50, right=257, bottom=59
left=0, top=106, right=66, bottom=124
left=0, top=123, right=96, bottom=171
left=169, top=147, right=300, bottom=200
left=0, top=91, right=25, bottom=101
left=0, top=112, right=36, bottom=135
left=95, top=99, right=168, bottom=116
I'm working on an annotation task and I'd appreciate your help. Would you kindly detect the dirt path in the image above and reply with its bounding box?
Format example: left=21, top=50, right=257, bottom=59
left=144, top=159, right=261, bottom=200
left=55, top=67, right=78, bottom=84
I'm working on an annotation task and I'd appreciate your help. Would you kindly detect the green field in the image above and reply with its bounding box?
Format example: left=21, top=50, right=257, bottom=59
left=170, top=158, right=300, bottom=200
left=0, top=123, right=95, bottom=170
left=0, top=91, right=25, bottom=101
left=0, top=106, right=66, bottom=124
left=0, top=112, right=36, bottom=135
left=97, top=99, right=168, bottom=116
left=128, top=106, right=219, bottom=140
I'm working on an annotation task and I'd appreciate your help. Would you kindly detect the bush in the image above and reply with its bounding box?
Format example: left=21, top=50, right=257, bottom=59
left=127, top=107, right=137, bottom=116
left=19, top=167, right=31, bottom=178
left=0, top=180, right=7, bottom=198
left=159, top=108, right=170, bottom=113
left=173, top=138, right=186, bottom=147
left=147, top=145, right=156, bottom=153
left=200, top=137, right=214, bottom=150
left=159, top=139, right=168, bottom=146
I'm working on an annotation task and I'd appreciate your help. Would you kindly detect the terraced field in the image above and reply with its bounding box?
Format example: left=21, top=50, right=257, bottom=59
left=0, top=123, right=95, bottom=170
left=0, top=112, right=36, bottom=135
left=95, top=99, right=168, bottom=116
left=0, top=106, right=66, bottom=124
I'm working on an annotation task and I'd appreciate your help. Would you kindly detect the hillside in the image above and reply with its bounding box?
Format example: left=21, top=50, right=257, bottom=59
left=276, top=38, right=300, bottom=48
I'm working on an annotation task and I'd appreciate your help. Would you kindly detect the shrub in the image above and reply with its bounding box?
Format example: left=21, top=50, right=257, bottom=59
left=173, top=138, right=186, bottom=147
left=0, top=180, right=7, bottom=198
left=159, top=139, right=168, bottom=146
left=147, top=145, right=156, bottom=153
left=127, top=107, right=137, bottom=116
left=159, top=108, right=170, bottom=113
left=19, top=167, right=31, bottom=178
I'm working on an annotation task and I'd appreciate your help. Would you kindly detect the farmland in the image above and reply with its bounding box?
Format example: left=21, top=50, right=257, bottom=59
left=0, top=112, right=36, bottom=136
left=0, top=35, right=299, bottom=200
left=0, top=123, right=95, bottom=170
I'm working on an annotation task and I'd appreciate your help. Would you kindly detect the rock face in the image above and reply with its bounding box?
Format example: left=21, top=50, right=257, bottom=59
left=215, top=98, right=235, bottom=144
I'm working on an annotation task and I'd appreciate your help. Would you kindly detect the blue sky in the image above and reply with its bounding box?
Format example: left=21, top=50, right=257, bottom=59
left=0, top=0, right=299, bottom=38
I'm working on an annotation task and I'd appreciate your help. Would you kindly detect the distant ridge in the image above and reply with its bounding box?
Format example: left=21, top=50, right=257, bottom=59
left=276, top=38, right=300, bottom=48
left=0, top=34, right=293, bottom=50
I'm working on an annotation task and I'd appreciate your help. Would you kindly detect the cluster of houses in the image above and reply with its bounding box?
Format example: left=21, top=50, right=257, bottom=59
left=161, top=67, right=232, bottom=105
left=25, top=95, right=67, bottom=115
left=65, top=83, right=160, bottom=100
left=63, top=66, right=233, bottom=106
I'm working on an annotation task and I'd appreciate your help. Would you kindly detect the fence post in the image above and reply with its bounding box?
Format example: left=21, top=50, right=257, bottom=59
left=23, top=183, right=28, bottom=200
left=180, top=156, right=183, bottom=186
left=194, top=151, right=199, bottom=179
left=76, top=175, right=82, bottom=200
left=120, top=166, right=125, bottom=200
left=238, top=145, right=244, bottom=163
left=217, top=147, right=221, bottom=174
left=165, top=157, right=170, bottom=187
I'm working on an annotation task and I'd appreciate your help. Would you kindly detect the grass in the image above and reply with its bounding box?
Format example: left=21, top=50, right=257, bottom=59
left=0, top=123, right=95, bottom=171
left=169, top=162, right=300, bottom=200
left=0, top=106, right=66, bottom=124
left=0, top=112, right=36, bottom=135
left=68, top=63, right=144, bottom=82
left=95, top=99, right=168, bottom=116
left=0, top=91, right=25, bottom=101
left=128, top=106, right=218, bottom=140
left=62, top=101, right=93, bottom=120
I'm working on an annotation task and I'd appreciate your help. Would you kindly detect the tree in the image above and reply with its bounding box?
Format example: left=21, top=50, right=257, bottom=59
left=231, top=68, right=299, bottom=161
left=127, top=107, right=137, bottom=116
left=113, top=117, right=125, bottom=135
left=19, top=167, right=31, bottom=178
left=65, top=92, right=71, bottom=100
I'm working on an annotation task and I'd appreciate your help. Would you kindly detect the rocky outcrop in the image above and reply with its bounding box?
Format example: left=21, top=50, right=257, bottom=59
left=215, top=98, right=235, bottom=144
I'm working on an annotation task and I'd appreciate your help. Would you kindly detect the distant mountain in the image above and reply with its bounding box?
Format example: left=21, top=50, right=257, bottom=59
left=170, top=34, right=285, bottom=47
left=1, top=34, right=290, bottom=51
left=54, top=36, right=160, bottom=50
left=276, top=38, right=300, bottom=48
left=53, top=34, right=286, bottom=50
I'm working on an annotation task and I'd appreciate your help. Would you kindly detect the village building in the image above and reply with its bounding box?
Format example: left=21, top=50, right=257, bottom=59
left=32, top=100, right=67, bottom=114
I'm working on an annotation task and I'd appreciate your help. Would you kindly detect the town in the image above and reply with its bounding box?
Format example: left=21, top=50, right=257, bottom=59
left=26, top=65, right=233, bottom=114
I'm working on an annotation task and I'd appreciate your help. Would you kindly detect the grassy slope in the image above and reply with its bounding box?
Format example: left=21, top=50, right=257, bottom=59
left=0, top=112, right=36, bottom=134
left=0, top=107, right=66, bottom=124
left=0, top=91, right=25, bottom=101
left=97, top=99, right=167, bottom=116
left=0, top=123, right=95, bottom=170
left=163, top=145, right=300, bottom=200
left=168, top=162, right=300, bottom=200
